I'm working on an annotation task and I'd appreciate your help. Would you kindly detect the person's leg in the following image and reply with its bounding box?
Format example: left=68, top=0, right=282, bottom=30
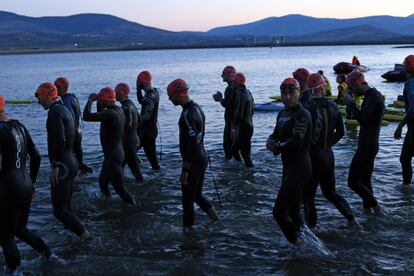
left=110, top=162, right=135, bottom=205
left=240, top=125, right=254, bottom=167
left=125, top=147, right=144, bottom=182
left=400, top=133, right=414, bottom=185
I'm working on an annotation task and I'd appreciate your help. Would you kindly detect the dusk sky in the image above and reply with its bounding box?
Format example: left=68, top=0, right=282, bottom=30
left=2, top=0, right=414, bottom=31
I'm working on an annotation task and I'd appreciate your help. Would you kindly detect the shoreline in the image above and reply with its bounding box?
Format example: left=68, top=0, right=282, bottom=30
left=1, top=41, right=413, bottom=56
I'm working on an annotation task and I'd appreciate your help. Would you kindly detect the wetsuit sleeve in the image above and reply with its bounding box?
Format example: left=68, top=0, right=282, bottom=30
left=181, top=108, right=202, bottom=164
left=141, top=96, right=155, bottom=121
left=220, top=87, right=231, bottom=108
left=137, top=90, right=143, bottom=104
left=47, top=110, right=66, bottom=166
left=279, top=112, right=310, bottom=151
left=348, top=93, right=380, bottom=125
left=83, top=100, right=112, bottom=122
left=0, top=137, right=2, bottom=171
left=332, top=107, right=345, bottom=146
left=233, top=93, right=245, bottom=126
left=123, top=104, right=133, bottom=129
left=269, top=112, right=281, bottom=142
left=72, top=96, right=81, bottom=125
left=401, top=82, right=414, bottom=126
left=23, top=125, right=41, bottom=183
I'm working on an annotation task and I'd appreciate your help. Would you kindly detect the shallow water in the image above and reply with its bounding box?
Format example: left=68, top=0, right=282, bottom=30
left=1, top=45, right=414, bottom=274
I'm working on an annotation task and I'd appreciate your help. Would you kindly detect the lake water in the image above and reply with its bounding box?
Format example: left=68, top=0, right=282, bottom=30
left=1, top=45, right=414, bottom=274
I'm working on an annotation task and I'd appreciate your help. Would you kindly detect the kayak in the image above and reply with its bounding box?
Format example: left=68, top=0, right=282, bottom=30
left=381, top=64, right=407, bottom=82
left=269, top=95, right=337, bottom=101
left=333, top=62, right=368, bottom=74
left=254, top=102, right=284, bottom=112
left=339, top=106, right=404, bottom=122
left=387, top=101, right=405, bottom=109
left=346, top=119, right=389, bottom=126
left=5, top=100, right=36, bottom=104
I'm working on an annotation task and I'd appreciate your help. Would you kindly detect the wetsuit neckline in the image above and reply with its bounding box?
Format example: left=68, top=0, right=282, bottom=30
left=285, top=104, right=300, bottom=112
left=182, top=100, right=194, bottom=109
left=50, top=100, right=63, bottom=109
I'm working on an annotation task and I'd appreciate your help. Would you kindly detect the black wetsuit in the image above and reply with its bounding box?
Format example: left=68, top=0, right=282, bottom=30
left=347, top=88, right=384, bottom=209
left=138, top=88, right=160, bottom=170
left=47, top=101, right=85, bottom=236
left=83, top=102, right=135, bottom=204
left=270, top=104, right=312, bottom=244
left=220, top=83, right=237, bottom=159
left=299, top=89, right=313, bottom=110
left=0, top=120, right=51, bottom=271
left=120, top=99, right=143, bottom=182
left=61, top=93, right=86, bottom=168
left=400, top=77, right=414, bottom=184
left=303, top=97, right=354, bottom=227
left=232, top=87, right=254, bottom=167
left=179, top=101, right=213, bottom=227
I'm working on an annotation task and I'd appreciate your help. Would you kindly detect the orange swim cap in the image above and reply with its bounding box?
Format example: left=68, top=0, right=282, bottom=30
left=137, top=71, right=152, bottom=85
left=115, top=83, right=130, bottom=97
left=167, top=79, right=189, bottom=97
left=98, top=87, right=116, bottom=103
left=0, top=95, right=5, bottom=113
left=35, top=82, right=58, bottom=100
left=54, top=77, right=69, bottom=94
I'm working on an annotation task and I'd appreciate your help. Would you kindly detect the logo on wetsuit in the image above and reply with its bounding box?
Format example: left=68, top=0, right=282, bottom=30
left=15, top=133, right=22, bottom=169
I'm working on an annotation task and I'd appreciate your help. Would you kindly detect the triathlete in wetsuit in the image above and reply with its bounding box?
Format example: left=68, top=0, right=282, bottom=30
left=293, top=68, right=312, bottom=109
left=83, top=87, right=135, bottom=205
left=54, top=77, right=93, bottom=174
left=213, top=66, right=238, bottom=160
left=167, top=79, right=219, bottom=229
left=136, top=71, right=160, bottom=170
left=0, top=95, right=65, bottom=273
left=302, top=73, right=355, bottom=227
left=266, top=78, right=312, bottom=245
left=343, top=71, right=384, bottom=213
left=35, top=82, right=90, bottom=239
left=231, top=73, right=254, bottom=167
left=115, top=83, right=144, bottom=182
left=395, top=55, right=414, bottom=185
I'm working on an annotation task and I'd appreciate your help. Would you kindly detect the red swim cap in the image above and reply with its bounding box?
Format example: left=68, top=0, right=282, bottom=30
left=404, top=55, right=414, bottom=73
left=98, top=87, right=116, bottom=103
left=280, top=78, right=300, bottom=93
left=54, top=77, right=69, bottom=94
left=115, top=83, right=130, bottom=97
left=36, top=82, right=58, bottom=100
left=222, top=66, right=236, bottom=76
left=232, top=72, right=246, bottom=86
left=292, top=68, right=310, bottom=82
left=0, top=95, right=5, bottom=113
left=137, top=71, right=152, bottom=85
left=346, top=71, right=365, bottom=87
left=307, top=73, right=326, bottom=89
left=167, top=79, right=189, bottom=97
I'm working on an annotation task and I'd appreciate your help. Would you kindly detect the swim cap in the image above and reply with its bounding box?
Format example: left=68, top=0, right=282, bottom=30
left=35, top=82, right=58, bottom=100
left=0, top=95, right=4, bottom=113
left=137, top=71, right=152, bottom=85
left=98, top=87, right=116, bottom=103
left=54, top=77, right=69, bottom=94
left=167, top=79, right=189, bottom=97
left=222, top=66, right=236, bottom=76
left=307, top=73, right=326, bottom=89
left=292, top=68, right=310, bottom=82
left=280, top=78, right=300, bottom=93
left=404, top=55, right=414, bottom=73
left=232, top=72, right=246, bottom=86
left=115, top=83, right=130, bottom=97
left=346, top=71, right=365, bottom=87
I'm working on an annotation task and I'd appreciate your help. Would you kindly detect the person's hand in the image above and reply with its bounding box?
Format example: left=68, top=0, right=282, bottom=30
left=213, top=91, right=223, bottom=102
left=88, top=93, right=98, bottom=102
left=180, top=170, right=189, bottom=185
left=50, top=167, right=59, bottom=187
left=343, top=91, right=355, bottom=106
left=394, top=124, right=403, bottom=140
left=266, top=136, right=276, bottom=151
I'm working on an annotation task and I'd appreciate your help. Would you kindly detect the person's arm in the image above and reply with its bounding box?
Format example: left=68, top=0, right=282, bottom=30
left=232, top=92, right=245, bottom=126
left=332, top=106, right=345, bottom=146
left=123, top=104, right=133, bottom=129
left=23, top=125, right=41, bottom=183
left=83, top=94, right=110, bottom=122
left=47, top=111, right=66, bottom=167
left=278, top=112, right=310, bottom=152
left=220, top=87, right=231, bottom=108
left=347, top=93, right=381, bottom=125
left=72, top=95, right=82, bottom=126
left=141, top=96, right=155, bottom=122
